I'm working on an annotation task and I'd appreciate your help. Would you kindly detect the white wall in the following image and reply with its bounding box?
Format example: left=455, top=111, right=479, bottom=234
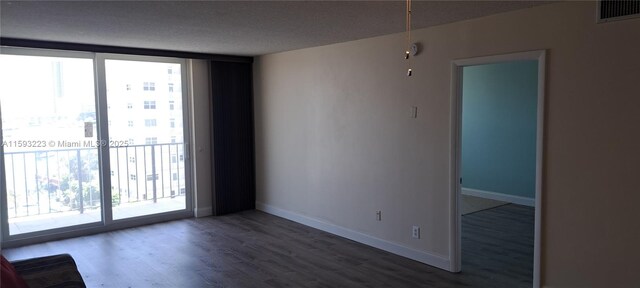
left=189, top=59, right=213, bottom=217
left=254, top=2, right=640, bottom=287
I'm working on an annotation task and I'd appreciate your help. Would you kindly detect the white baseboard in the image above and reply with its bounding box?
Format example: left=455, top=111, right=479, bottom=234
left=462, top=188, right=535, bottom=207
left=256, top=202, right=451, bottom=271
left=194, top=206, right=213, bottom=218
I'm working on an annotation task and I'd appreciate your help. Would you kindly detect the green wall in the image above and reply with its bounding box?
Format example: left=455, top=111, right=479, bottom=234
left=462, top=60, right=538, bottom=199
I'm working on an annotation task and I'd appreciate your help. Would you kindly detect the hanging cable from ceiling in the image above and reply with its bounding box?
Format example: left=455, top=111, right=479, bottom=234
left=405, top=0, right=412, bottom=77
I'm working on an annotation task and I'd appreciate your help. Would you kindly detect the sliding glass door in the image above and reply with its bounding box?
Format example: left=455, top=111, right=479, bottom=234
left=0, top=50, right=101, bottom=235
left=102, top=57, right=188, bottom=220
left=0, top=49, right=191, bottom=242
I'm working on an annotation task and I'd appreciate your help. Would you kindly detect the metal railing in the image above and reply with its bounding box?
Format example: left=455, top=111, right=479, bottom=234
left=4, top=143, right=186, bottom=219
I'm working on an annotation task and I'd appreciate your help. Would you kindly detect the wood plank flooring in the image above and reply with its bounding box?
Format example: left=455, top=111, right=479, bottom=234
left=462, top=204, right=535, bottom=288
left=3, top=204, right=534, bottom=287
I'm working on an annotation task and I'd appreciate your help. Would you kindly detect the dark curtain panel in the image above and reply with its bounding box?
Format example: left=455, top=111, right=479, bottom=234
left=210, top=61, right=255, bottom=215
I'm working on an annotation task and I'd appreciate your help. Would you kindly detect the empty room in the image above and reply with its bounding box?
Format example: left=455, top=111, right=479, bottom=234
left=1, top=1, right=639, bottom=287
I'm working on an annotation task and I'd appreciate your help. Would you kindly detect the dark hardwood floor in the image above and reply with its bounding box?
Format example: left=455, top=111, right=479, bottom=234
left=3, top=205, right=534, bottom=287
left=462, top=204, right=535, bottom=288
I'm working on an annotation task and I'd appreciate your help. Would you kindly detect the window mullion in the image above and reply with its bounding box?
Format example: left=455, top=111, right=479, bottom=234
left=95, top=54, right=113, bottom=225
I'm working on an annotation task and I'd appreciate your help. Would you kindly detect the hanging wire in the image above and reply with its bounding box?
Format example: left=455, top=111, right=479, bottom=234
left=405, top=0, right=412, bottom=76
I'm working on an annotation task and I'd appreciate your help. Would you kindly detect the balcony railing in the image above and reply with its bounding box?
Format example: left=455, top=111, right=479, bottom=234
left=4, top=143, right=186, bottom=220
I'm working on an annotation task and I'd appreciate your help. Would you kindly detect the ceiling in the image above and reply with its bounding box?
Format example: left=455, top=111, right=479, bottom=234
left=0, top=1, right=551, bottom=57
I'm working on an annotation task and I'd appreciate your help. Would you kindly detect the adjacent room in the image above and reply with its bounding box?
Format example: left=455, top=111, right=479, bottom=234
left=1, top=1, right=639, bottom=287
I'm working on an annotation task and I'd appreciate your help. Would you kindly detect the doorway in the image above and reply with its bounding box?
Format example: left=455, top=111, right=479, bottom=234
left=450, top=50, right=545, bottom=287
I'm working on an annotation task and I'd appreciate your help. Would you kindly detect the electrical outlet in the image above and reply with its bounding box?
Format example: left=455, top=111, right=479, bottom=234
left=376, top=211, right=382, bottom=221
left=412, top=226, right=420, bottom=239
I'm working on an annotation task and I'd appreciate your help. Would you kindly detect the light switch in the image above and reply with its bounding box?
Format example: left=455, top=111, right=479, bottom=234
left=410, top=106, right=418, bottom=118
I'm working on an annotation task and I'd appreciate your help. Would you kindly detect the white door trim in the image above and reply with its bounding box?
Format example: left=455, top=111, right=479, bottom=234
left=449, top=50, right=546, bottom=288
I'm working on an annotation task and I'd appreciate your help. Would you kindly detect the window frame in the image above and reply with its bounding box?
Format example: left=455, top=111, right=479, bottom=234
left=143, top=81, right=156, bottom=91
left=143, top=100, right=157, bottom=110
left=144, top=119, right=157, bottom=127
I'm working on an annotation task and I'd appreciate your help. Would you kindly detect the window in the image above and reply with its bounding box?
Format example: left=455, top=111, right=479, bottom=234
left=171, top=155, right=177, bottom=163
left=169, top=101, right=175, bottom=110
left=180, top=188, right=185, bottom=195
left=143, top=101, right=156, bottom=109
left=168, top=83, right=174, bottom=93
left=170, top=118, right=175, bottom=128
left=144, top=119, right=157, bottom=127
left=145, top=137, right=157, bottom=145
left=0, top=50, right=189, bottom=239
left=143, top=82, right=155, bottom=91
left=179, top=154, right=184, bottom=161
left=171, top=136, right=176, bottom=143
left=172, top=173, right=178, bottom=181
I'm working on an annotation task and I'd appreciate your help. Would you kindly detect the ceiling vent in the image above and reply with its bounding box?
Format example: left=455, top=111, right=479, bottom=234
left=598, top=0, right=640, bottom=23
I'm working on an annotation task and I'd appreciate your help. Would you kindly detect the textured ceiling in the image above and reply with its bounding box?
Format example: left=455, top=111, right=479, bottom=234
left=0, top=1, right=551, bottom=56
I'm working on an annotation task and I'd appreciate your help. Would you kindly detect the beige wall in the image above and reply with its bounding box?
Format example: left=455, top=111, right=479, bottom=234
left=254, top=2, right=640, bottom=287
left=189, top=59, right=213, bottom=217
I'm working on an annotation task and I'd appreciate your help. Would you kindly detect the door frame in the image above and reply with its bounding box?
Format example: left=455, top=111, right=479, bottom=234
left=449, top=50, right=546, bottom=287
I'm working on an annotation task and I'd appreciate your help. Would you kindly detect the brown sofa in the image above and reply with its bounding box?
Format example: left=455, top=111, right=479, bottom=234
left=8, top=254, right=86, bottom=288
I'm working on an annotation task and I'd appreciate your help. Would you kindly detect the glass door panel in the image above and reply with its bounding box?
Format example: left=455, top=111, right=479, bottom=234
left=104, top=59, right=186, bottom=220
left=0, top=53, right=101, bottom=235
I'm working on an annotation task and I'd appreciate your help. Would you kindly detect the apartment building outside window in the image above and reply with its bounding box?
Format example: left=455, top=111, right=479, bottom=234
left=144, top=119, right=157, bottom=127
left=143, top=81, right=155, bottom=91
left=143, top=100, right=156, bottom=109
left=145, top=137, right=158, bottom=145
